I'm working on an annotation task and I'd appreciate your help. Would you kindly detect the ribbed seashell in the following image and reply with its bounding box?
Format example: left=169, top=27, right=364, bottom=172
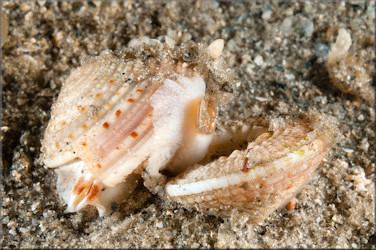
left=41, top=38, right=231, bottom=215
left=166, top=113, right=340, bottom=224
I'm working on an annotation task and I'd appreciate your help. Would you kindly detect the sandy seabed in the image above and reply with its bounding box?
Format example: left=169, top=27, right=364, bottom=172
left=2, top=1, right=375, bottom=248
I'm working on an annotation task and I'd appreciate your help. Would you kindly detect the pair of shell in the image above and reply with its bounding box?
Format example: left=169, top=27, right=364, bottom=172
left=41, top=37, right=339, bottom=224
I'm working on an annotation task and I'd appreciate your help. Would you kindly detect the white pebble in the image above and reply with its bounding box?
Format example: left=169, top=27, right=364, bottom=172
left=165, top=36, right=175, bottom=48
left=329, top=28, right=352, bottom=59
left=155, top=221, right=163, bottom=228
left=254, top=55, right=264, bottom=66
left=207, top=39, right=224, bottom=60
left=262, top=10, right=273, bottom=20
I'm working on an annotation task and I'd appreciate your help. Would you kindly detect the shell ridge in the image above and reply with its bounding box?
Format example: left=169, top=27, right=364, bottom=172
left=42, top=57, right=130, bottom=165
left=94, top=118, right=154, bottom=184
left=166, top=138, right=324, bottom=197
left=75, top=80, right=162, bottom=168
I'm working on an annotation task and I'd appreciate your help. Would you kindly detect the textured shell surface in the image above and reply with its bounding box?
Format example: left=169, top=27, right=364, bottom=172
left=41, top=37, right=340, bottom=223
left=166, top=114, right=339, bottom=223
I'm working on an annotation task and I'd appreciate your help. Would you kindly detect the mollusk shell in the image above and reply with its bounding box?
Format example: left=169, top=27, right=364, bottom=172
left=166, top=113, right=340, bottom=223
left=41, top=39, right=231, bottom=215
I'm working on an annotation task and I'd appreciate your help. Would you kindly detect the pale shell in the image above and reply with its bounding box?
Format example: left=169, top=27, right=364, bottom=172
left=166, top=113, right=339, bottom=223
left=42, top=38, right=231, bottom=215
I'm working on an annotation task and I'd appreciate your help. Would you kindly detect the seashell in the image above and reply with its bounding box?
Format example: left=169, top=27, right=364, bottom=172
left=42, top=37, right=340, bottom=222
left=42, top=38, right=231, bottom=215
left=166, top=113, right=340, bottom=223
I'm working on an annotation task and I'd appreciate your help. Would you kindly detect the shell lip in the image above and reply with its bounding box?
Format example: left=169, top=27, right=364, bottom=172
left=166, top=137, right=327, bottom=197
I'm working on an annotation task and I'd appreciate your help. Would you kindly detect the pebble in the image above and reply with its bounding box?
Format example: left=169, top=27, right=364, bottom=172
left=284, top=73, right=295, bottom=80
left=343, top=148, right=354, bottom=153
left=298, top=18, right=314, bottom=37
left=279, top=17, right=293, bottom=34
left=192, top=243, right=200, bottom=248
left=9, top=229, right=17, bottom=236
left=262, top=10, right=273, bottom=20
left=31, top=202, right=41, bottom=212
left=20, top=3, right=32, bottom=13
left=155, top=221, right=163, bottom=228
left=53, top=31, right=65, bottom=47
left=241, top=54, right=251, bottom=64
left=253, top=55, right=264, bottom=66
left=359, top=138, right=369, bottom=152
left=315, top=44, right=330, bottom=57
left=332, top=214, right=342, bottom=224
left=207, top=39, right=224, bottom=60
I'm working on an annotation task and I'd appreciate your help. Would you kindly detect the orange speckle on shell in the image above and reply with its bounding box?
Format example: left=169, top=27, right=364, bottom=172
left=102, top=122, right=110, bottom=129
left=80, top=106, right=86, bottom=112
left=241, top=157, right=249, bottom=173
left=106, top=102, right=112, bottom=108
left=81, top=124, right=88, bottom=130
left=81, top=142, right=87, bottom=146
left=127, top=98, right=135, bottom=103
left=136, top=89, right=143, bottom=93
left=86, top=184, right=100, bottom=202
left=95, top=93, right=102, bottom=98
left=72, top=177, right=85, bottom=195
left=60, top=121, right=66, bottom=126
left=68, top=134, right=75, bottom=140
left=115, top=110, right=122, bottom=118
left=97, top=164, right=102, bottom=169
left=73, top=184, right=85, bottom=195
left=286, top=199, right=296, bottom=210
left=130, top=131, right=138, bottom=138
left=116, top=146, right=120, bottom=150
left=55, top=142, right=60, bottom=149
left=284, top=182, right=293, bottom=190
left=109, top=79, right=114, bottom=84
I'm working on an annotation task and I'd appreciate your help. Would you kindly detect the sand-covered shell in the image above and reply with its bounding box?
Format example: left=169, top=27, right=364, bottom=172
left=41, top=38, right=232, bottom=215
left=166, top=113, right=340, bottom=223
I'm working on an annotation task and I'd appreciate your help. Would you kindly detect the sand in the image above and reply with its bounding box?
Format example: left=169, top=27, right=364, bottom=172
left=2, top=1, right=375, bottom=248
